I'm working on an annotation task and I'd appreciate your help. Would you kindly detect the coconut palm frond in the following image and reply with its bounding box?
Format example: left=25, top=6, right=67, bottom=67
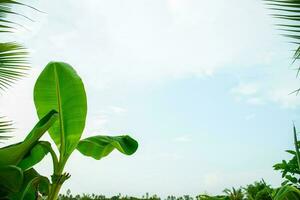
left=0, top=0, right=37, bottom=33
left=0, top=116, right=12, bottom=141
left=0, top=42, right=29, bottom=90
left=0, top=1, right=34, bottom=140
left=0, top=0, right=31, bottom=91
left=264, top=0, right=300, bottom=72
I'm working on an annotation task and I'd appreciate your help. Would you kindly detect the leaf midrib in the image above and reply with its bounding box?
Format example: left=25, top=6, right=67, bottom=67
left=54, top=64, right=65, bottom=157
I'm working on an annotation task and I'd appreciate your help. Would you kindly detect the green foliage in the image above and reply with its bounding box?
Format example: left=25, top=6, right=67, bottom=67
left=0, top=0, right=32, bottom=140
left=17, top=141, right=53, bottom=171
left=0, top=1, right=30, bottom=90
left=0, top=42, right=29, bottom=90
left=223, top=188, right=244, bottom=200
left=196, top=195, right=229, bottom=200
left=0, top=110, right=58, bottom=166
left=33, top=62, right=138, bottom=199
left=196, top=178, right=300, bottom=200
left=273, top=125, right=300, bottom=187
left=0, top=165, right=23, bottom=196
left=56, top=186, right=300, bottom=200
left=0, top=117, right=12, bottom=140
left=0, top=61, right=138, bottom=199
left=272, top=185, right=300, bottom=200
left=59, top=192, right=202, bottom=200
left=0, top=62, right=138, bottom=199
left=8, top=168, right=50, bottom=200
left=34, top=62, right=87, bottom=156
left=244, top=180, right=272, bottom=200
left=0, top=110, right=57, bottom=199
left=264, top=1, right=300, bottom=191
left=77, top=135, right=139, bottom=160
left=264, top=0, right=300, bottom=97
left=264, top=0, right=300, bottom=76
left=59, top=192, right=161, bottom=200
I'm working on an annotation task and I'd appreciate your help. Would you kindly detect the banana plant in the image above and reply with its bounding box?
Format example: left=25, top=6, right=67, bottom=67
left=0, top=110, right=58, bottom=199
left=31, top=61, right=138, bottom=200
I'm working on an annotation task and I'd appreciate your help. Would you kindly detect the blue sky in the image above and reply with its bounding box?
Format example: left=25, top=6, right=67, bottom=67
left=1, top=0, right=300, bottom=197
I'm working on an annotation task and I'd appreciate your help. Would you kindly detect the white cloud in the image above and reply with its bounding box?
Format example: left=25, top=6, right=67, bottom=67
left=14, top=0, right=280, bottom=91
left=246, top=97, right=265, bottom=106
left=173, top=135, right=191, bottom=142
left=231, top=72, right=300, bottom=109
left=268, top=86, right=300, bottom=108
left=158, top=152, right=182, bottom=161
left=231, top=83, right=259, bottom=96
left=109, top=106, right=127, bottom=114
left=84, top=114, right=109, bottom=136
left=231, top=82, right=265, bottom=106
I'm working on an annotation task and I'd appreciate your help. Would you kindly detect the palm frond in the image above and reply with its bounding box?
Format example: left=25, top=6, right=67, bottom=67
left=0, top=0, right=37, bottom=33
left=264, top=0, right=300, bottom=72
left=0, top=1, right=35, bottom=140
left=0, top=42, right=29, bottom=90
left=0, top=0, right=31, bottom=90
left=0, top=116, right=12, bottom=141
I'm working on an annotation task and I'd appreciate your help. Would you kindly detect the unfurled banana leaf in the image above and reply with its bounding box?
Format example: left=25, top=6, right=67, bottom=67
left=0, top=110, right=58, bottom=166
left=34, top=62, right=87, bottom=156
left=9, top=168, right=50, bottom=200
left=77, top=135, right=138, bottom=160
left=273, top=185, right=300, bottom=200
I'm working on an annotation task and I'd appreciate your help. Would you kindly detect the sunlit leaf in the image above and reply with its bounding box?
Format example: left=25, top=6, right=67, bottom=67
left=34, top=62, right=87, bottom=155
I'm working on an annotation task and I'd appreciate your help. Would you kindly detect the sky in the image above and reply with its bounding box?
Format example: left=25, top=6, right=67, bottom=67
left=1, top=0, right=300, bottom=197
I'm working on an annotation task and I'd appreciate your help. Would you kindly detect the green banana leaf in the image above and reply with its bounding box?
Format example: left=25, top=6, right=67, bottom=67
left=34, top=62, right=87, bottom=156
left=77, top=135, right=138, bottom=160
left=0, top=165, right=23, bottom=198
left=273, top=185, right=300, bottom=200
left=0, top=110, right=58, bottom=166
left=17, top=141, right=52, bottom=171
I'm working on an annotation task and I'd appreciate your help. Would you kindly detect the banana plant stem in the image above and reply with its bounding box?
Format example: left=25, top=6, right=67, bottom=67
left=47, top=156, right=69, bottom=200
left=48, top=182, right=62, bottom=200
